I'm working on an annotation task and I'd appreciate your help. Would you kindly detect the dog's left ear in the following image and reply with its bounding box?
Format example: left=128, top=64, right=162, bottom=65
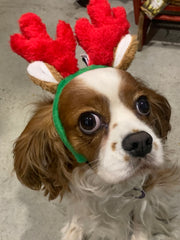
left=13, top=101, right=77, bottom=200
left=149, top=92, right=171, bottom=140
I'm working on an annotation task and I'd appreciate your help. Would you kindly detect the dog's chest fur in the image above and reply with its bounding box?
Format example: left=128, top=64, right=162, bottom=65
left=65, top=168, right=177, bottom=240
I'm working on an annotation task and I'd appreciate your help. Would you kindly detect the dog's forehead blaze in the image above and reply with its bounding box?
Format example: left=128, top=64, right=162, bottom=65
left=78, top=67, right=123, bottom=101
left=58, top=67, right=125, bottom=133
left=76, top=68, right=146, bottom=124
left=58, top=68, right=138, bottom=131
left=72, top=67, right=145, bottom=109
left=58, top=68, right=139, bottom=122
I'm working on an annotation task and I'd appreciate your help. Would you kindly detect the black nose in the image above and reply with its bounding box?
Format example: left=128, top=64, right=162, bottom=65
left=122, top=131, right=153, bottom=157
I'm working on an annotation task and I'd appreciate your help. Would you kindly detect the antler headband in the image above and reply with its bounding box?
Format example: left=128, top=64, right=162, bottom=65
left=10, top=0, right=138, bottom=163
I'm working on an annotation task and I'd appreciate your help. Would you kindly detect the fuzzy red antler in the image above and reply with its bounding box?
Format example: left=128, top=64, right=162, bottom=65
left=10, top=13, right=78, bottom=78
left=75, top=0, right=130, bottom=67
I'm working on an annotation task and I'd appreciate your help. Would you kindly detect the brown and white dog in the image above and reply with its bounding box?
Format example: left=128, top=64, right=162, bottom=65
left=13, top=65, right=180, bottom=240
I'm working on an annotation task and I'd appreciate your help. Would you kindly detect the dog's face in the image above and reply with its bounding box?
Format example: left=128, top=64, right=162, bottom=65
left=14, top=68, right=171, bottom=199
left=60, top=68, right=171, bottom=184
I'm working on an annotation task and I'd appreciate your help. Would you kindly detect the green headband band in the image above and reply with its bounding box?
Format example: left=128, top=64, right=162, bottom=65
left=52, top=65, right=108, bottom=163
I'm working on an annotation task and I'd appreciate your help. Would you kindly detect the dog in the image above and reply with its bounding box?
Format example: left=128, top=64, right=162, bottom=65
left=13, top=67, right=180, bottom=240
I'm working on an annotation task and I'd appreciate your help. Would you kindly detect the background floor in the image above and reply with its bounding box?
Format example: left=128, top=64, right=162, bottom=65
left=0, top=0, right=180, bottom=239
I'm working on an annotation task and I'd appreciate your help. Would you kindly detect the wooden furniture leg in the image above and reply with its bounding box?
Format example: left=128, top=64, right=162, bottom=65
left=137, top=11, right=151, bottom=51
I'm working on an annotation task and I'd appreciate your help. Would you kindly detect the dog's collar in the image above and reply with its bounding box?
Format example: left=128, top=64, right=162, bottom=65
left=53, top=65, right=108, bottom=164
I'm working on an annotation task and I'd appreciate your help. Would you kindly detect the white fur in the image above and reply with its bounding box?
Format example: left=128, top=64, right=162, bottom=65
left=61, top=68, right=180, bottom=240
left=63, top=167, right=180, bottom=240
left=61, top=216, right=83, bottom=240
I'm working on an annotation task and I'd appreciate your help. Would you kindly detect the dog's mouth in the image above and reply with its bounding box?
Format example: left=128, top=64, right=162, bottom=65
left=97, top=154, right=156, bottom=184
left=129, top=153, right=159, bottom=178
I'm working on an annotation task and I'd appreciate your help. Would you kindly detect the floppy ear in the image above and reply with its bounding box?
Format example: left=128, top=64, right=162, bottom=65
left=27, top=61, right=63, bottom=93
left=13, top=100, right=77, bottom=200
left=149, top=92, right=171, bottom=140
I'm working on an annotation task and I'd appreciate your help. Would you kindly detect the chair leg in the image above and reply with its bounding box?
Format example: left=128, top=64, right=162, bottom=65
left=133, top=0, right=142, bottom=25
left=137, top=11, right=151, bottom=51
left=137, top=11, right=145, bottom=51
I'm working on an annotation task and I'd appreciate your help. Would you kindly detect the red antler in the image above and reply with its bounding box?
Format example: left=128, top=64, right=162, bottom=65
left=75, top=0, right=130, bottom=66
left=10, top=13, right=78, bottom=78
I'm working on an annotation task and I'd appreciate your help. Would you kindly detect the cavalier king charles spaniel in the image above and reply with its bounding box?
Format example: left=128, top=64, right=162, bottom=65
left=13, top=68, right=180, bottom=240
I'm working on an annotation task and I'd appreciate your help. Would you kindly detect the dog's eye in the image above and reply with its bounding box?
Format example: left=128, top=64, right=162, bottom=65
left=79, top=112, right=101, bottom=134
left=136, top=96, right=150, bottom=115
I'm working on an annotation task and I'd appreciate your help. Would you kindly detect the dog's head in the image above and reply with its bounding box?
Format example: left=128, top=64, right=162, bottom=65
left=13, top=67, right=171, bottom=199
left=11, top=2, right=171, bottom=199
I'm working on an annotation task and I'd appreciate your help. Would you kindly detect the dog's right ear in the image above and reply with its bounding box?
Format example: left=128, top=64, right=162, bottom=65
left=13, top=100, right=77, bottom=200
left=27, top=61, right=63, bottom=93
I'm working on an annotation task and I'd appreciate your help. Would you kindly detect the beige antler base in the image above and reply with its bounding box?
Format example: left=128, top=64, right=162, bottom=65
left=27, top=62, right=63, bottom=94
left=113, top=35, right=138, bottom=70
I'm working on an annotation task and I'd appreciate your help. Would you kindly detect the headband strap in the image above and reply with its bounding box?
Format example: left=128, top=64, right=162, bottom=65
left=53, top=65, right=108, bottom=163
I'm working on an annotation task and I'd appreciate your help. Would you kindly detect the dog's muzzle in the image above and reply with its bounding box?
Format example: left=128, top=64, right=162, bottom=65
left=122, top=131, right=153, bottom=157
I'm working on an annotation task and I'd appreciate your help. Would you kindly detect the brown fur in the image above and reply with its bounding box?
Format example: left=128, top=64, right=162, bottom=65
left=13, top=79, right=110, bottom=200
left=13, top=99, right=79, bottom=200
left=144, top=165, right=180, bottom=192
left=119, top=71, right=171, bottom=140
left=59, top=78, right=110, bottom=164
left=111, top=142, right=117, bottom=151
